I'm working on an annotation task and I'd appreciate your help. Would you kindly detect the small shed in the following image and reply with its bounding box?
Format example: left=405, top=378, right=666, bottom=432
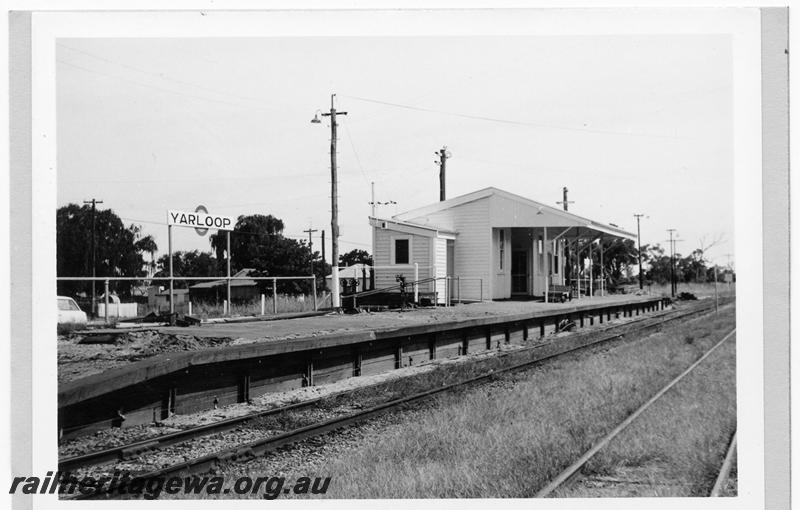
left=326, top=264, right=373, bottom=293
left=147, top=287, right=190, bottom=311
left=188, top=268, right=260, bottom=303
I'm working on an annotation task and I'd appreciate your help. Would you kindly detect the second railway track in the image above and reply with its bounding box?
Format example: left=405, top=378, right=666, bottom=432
left=535, top=328, right=737, bottom=498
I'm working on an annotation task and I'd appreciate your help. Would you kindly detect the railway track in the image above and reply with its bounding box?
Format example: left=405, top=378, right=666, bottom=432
left=63, top=300, right=727, bottom=499
left=710, top=431, right=738, bottom=497
left=534, top=328, right=736, bottom=498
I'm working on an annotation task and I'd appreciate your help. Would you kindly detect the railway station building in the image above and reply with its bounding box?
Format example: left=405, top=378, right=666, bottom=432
left=369, top=187, right=636, bottom=303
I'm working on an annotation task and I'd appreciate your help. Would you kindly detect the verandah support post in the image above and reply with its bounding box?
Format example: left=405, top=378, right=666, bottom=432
left=599, top=235, right=604, bottom=296
left=544, top=226, right=549, bottom=303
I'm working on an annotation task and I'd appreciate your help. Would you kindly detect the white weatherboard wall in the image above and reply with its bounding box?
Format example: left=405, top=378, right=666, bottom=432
left=433, top=237, right=447, bottom=303
left=372, top=227, right=432, bottom=290
left=402, top=198, right=490, bottom=301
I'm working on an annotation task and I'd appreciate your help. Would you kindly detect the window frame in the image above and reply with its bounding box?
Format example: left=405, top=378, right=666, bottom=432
left=390, top=235, right=413, bottom=265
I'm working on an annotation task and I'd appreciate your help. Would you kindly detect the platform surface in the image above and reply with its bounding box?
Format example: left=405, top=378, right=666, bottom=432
left=59, top=294, right=667, bottom=405
left=158, top=293, right=659, bottom=341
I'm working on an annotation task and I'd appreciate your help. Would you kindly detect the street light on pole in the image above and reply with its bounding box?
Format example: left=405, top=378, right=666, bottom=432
left=312, top=94, right=347, bottom=310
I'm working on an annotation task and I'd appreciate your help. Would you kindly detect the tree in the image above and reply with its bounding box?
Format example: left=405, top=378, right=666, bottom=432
left=642, top=244, right=673, bottom=284
left=339, top=249, right=373, bottom=267
left=154, top=250, right=219, bottom=288
left=134, top=234, right=159, bottom=276
left=57, top=203, right=149, bottom=297
left=209, top=214, right=327, bottom=293
left=591, top=239, right=637, bottom=283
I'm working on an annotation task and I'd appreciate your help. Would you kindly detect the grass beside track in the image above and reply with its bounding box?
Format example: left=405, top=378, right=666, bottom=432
left=304, top=307, right=735, bottom=498
left=194, top=305, right=735, bottom=499
left=554, top=334, right=737, bottom=497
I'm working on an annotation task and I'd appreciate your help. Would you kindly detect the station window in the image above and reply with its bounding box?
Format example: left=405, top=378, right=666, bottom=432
left=537, top=235, right=544, bottom=272
left=553, top=241, right=559, bottom=274
left=393, top=238, right=410, bottom=264
left=499, top=230, right=505, bottom=270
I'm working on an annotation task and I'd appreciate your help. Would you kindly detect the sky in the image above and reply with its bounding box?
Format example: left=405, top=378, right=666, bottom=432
left=56, top=34, right=734, bottom=267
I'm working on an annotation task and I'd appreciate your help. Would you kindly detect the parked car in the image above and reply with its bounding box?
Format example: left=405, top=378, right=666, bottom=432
left=57, top=296, right=87, bottom=326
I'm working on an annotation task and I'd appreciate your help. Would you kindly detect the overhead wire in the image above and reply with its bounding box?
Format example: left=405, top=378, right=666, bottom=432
left=342, top=94, right=680, bottom=139
left=57, top=59, right=275, bottom=113
left=57, top=43, right=274, bottom=108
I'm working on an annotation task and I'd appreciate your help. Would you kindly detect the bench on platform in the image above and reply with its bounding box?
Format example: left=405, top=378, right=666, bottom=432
left=548, top=284, right=572, bottom=303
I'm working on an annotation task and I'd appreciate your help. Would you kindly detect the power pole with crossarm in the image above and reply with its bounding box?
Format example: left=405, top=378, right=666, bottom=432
left=303, top=227, right=318, bottom=278
left=83, top=198, right=103, bottom=318
left=312, top=94, right=347, bottom=309
left=557, top=187, right=574, bottom=211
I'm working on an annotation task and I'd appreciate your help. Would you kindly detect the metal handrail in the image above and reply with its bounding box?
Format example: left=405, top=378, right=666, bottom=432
left=56, top=276, right=315, bottom=281
left=345, top=276, right=439, bottom=299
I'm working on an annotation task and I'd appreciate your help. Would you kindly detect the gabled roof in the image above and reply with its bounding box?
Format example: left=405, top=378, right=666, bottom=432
left=393, top=187, right=636, bottom=240
left=189, top=268, right=259, bottom=289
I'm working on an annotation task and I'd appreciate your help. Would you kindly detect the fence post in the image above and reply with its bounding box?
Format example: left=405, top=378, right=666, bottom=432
left=104, top=279, right=109, bottom=324
left=188, top=301, right=192, bottom=316
left=414, top=263, right=419, bottom=304
left=261, top=294, right=265, bottom=315
left=272, top=278, right=277, bottom=314
left=312, top=277, right=318, bottom=311
left=223, top=300, right=228, bottom=316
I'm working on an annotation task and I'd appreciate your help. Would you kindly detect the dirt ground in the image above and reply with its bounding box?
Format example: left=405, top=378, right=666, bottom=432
left=57, top=294, right=663, bottom=384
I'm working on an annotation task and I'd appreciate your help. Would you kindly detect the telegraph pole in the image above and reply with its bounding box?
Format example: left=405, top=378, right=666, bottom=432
left=557, top=187, right=574, bottom=211
left=436, top=146, right=451, bottom=201
left=368, top=182, right=396, bottom=215
left=314, top=94, right=347, bottom=309
left=303, top=227, right=318, bottom=277
left=634, top=214, right=646, bottom=289
left=321, top=230, right=326, bottom=291
left=667, top=229, right=677, bottom=297
left=370, top=181, right=376, bottom=217
left=83, top=198, right=103, bottom=318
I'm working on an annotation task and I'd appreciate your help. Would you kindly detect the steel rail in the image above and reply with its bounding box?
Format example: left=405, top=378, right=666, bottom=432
left=62, top=302, right=706, bottom=473
left=58, top=397, right=324, bottom=472
left=68, top=302, right=722, bottom=500
left=710, top=431, right=737, bottom=497
left=534, top=327, right=736, bottom=498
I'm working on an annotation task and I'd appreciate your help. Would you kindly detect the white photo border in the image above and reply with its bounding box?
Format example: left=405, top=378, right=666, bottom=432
left=23, top=7, right=763, bottom=510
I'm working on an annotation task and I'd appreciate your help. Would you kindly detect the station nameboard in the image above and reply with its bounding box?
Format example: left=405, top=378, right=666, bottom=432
left=167, top=209, right=235, bottom=231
